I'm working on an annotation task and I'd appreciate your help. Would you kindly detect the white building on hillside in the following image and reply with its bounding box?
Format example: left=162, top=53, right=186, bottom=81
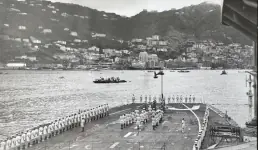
left=139, top=52, right=148, bottom=63
left=6, top=62, right=26, bottom=68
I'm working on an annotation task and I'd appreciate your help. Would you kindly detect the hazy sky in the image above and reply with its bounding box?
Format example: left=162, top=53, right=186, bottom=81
left=49, top=0, right=221, bottom=17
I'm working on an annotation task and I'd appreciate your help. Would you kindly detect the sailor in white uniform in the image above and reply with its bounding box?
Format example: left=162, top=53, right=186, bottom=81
left=77, top=113, right=81, bottom=126
left=148, top=95, right=152, bottom=103
left=21, top=132, right=26, bottom=149
left=176, top=95, right=179, bottom=103
left=39, top=126, right=43, bottom=143
left=158, top=95, right=162, bottom=103
left=136, top=115, right=141, bottom=130
left=64, top=116, right=68, bottom=131
left=180, top=95, right=183, bottom=103
left=6, top=138, right=11, bottom=150
left=0, top=139, right=6, bottom=150
left=62, top=117, right=67, bottom=132
left=95, top=107, right=99, bottom=120
left=144, top=95, right=148, bottom=103
left=74, top=114, right=79, bottom=127
left=181, top=118, right=185, bottom=133
left=106, top=104, right=109, bottom=116
left=168, top=95, right=171, bottom=103
left=188, top=95, right=191, bottom=103
left=43, top=125, right=48, bottom=141
left=47, top=124, right=52, bottom=139
left=16, top=134, right=21, bottom=150
left=35, top=128, right=39, bottom=144
left=155, top=115, right=159, bottom=127
left=30, top=130, right=35, bottom=146
left=172, top=95, right=175, bottom=103
left=26, top=130, right=31, bottom=148
left=91, top=109, right=94, bottom=121
left=60, top=118, right=65, bottom=134
left=11, top=136, right=16, bottom=149
left=120, top=115, right=125, bottom=129
left=184, top=95, right=188, bottom=103
left=81, top=117, right=85, bottom=132
left=99, top=106, right=102, bottom=119
left=189, top=95, right=192, bottom=103
left=152, top=116, right=156, bottom=130
left=86, top=110, right=91, bottom=123
left=54, top=120, right=59, bottom=136
left=132, top=94, right=135, bottom=103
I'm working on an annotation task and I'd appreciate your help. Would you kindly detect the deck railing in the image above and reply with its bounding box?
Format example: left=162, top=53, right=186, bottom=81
left=192, top=106, right=209, bottom=150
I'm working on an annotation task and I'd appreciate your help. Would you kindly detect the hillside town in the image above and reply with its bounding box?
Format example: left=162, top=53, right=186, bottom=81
left=0, top=34, right=254, bottom=70
left=0, top=0, right=254, bottom=70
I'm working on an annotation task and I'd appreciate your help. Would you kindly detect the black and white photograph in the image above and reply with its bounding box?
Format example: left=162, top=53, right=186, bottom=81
left=0, top=0, right=257, bottom=149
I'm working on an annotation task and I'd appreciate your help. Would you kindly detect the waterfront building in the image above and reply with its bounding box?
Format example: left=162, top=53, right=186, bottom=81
left=139, top=52, right=148, bottom=63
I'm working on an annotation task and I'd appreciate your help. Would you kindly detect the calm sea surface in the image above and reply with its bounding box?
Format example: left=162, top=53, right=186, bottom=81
left=0, top=70, right=251, bottom=140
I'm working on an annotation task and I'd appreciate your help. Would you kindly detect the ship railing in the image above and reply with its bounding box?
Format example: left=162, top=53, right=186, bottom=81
left=192, top=106, right=210, bottom=150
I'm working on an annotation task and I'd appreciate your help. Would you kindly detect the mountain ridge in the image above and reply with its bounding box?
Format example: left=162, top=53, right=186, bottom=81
left=0, top=0, right=252, bottom=62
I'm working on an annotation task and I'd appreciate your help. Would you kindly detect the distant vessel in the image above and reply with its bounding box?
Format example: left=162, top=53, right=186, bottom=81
left=178, top=70, right=190, bottom=73
left=93, top=77, right=127, bottom=83
left=200, top=67, right=212, bottom=70
left=220, top=70, right=227, bottom=75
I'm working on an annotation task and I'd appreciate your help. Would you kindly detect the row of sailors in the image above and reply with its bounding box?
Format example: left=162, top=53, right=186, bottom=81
left=0, top=104, right=109, bottom=150
left=152, top=110, right=164, bottom=130
left=194, top=108, right=210, bottom=150
left=136, top=95, right=196, bottom=103
left=120, top=110, right=149, bottom=129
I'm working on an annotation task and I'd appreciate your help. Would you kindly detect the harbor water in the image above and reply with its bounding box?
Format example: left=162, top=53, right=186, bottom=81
left=0, top=70, right=250, bottom=140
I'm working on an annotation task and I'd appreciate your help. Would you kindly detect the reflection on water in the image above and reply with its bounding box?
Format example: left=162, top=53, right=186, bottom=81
left=0, top=70, right=249, bottom=139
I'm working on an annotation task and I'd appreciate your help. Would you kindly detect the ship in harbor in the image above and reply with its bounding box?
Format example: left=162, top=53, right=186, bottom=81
left=0, top=1, right=257, bottom=150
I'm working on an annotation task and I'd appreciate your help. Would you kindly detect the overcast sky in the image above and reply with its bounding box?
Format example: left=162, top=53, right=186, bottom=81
left=49, top=0, right=221, bottom=17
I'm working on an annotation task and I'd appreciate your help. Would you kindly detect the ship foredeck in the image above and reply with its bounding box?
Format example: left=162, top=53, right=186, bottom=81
left=28, top=103, right=207, bottom=150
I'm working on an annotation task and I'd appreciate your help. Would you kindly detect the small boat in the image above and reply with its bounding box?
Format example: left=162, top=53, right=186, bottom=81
left=93, top=77, right=127, bottom=84
left=59, top=76, right=64, bottom=79
left=220, top=70, right=227, bottom=75
left=147, top=70, right=154, bottom=72
left=93, top=80, right=127, bottom=83
left=170, top=70, right=175, bottom=72
left=178, top=70, right=190, bottom=73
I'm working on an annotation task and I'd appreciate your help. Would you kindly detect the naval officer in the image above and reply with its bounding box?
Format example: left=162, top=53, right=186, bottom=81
left=181, top=118, right=185, bottom=133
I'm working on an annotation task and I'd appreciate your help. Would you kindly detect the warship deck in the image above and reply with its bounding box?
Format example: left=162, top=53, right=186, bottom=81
left=27, top=103, right=207, bottom=150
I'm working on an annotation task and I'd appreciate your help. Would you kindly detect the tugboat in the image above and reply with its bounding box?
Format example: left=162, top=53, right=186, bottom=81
left=93, top=77, right=127, bottom=83
left=220, top=70, right=227, bottom=75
